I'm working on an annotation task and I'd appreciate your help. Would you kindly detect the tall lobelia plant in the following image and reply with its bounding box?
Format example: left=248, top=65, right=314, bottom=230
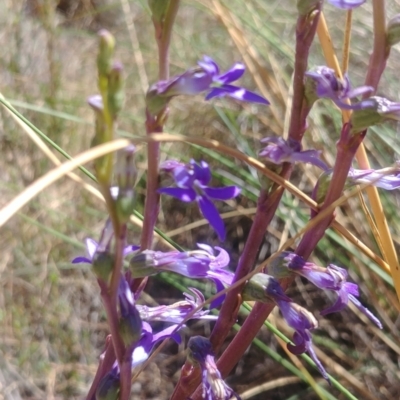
left=77, top=0, right=400, bottom=399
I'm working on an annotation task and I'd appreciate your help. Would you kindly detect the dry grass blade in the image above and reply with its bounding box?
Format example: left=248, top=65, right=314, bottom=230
left=0, top=139, right=131, bottom=228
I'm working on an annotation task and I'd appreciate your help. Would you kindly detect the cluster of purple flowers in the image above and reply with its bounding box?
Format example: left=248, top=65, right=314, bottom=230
left=80, top=0, right=400, bottom=394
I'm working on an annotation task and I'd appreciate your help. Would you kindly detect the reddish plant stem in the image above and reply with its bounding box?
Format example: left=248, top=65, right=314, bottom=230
left=364, top=0, right=387, bottom=91
left=86, top=337, right=116, bottom=400
left=141, top=1, right=180, bottom=250
left=296, top=125, right=364, bottom=257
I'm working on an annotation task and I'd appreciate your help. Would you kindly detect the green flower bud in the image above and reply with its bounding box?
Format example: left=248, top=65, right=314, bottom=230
left=88, top=95, right=105, bottom=148
left=387, top=14, right=400, bottom=47
left=97, top=30, right=115, bottom=78
left=148, top=0, right=171, bottom=23
left=107, top=62, right=125, bottom=119
left=92, top=252, right=114, bottom=283
left=242, top=273, right=292, bottom=304
left=119, top=308, right=142, bottom=347
left=95, top=372, right=120, bottom=400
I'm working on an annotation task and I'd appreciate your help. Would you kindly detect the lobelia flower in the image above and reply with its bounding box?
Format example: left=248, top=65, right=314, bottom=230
left=274, top=252, right=383, bottom=328
left=347, top=167, right=400, bottom=190
left=276, top=301, right=330, bottom=382
left=187, top=336, right=241, bottom=400
left=242, top=273, right=329, bottom=381
left=146, top=56, right=269, bottom=115
left=327, top=0, right=366, bottom=9
left=305, top=66, right=373, bottom=110
left=350, top=96, right=400, bottom=133
left=158, top=160, right=241, bottom=241
left=137, top=288, right=217, bottom=324
left=130, top=244, right=233, bottom=308
left=131, top=322, right=182, bottom=368
left=72, top=220, right=139, bottom=282
left=259, top=137, right=329, bottom=170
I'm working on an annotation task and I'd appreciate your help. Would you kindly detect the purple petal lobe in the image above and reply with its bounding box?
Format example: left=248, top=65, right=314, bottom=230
left=215, top=63, right=245, bottom=84
left=328, top=0, right=366, bottom=9
left=198, top=196, right=226, bottom=241
left=203, top=186, right=241, bottom=200
left=72, top=256, right=92, bottom=264
left=158, top=187, right=196, bottom=202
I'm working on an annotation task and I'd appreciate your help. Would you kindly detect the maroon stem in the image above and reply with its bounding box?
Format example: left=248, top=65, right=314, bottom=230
left=141, top=1, right=180, bottom=250
left=86, top=337, right=116, bottom=400
left=295, top=125, right=364, bottom=258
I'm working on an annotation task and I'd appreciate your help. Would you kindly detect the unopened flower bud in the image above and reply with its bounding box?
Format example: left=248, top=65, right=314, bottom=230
left=119, top=307, right=142, bottom=347
left=95, top=371, right=120, bottom=400
left=88, top=95, right=105, bottom=148
left=115, top=146, right=137, bottom=223
left=107, top=62, right=125, bottom=118
left=242, top=273, right=292, bottom=303
left=92, top=252, right=114, bottom=283
left=387, top=14, right=400, bottom=47
left=148, top=0, right=171, bottom=23
left=97, top=30, right=115, bottom=78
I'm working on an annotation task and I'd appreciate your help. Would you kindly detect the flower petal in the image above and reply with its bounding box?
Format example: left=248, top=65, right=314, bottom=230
left=327, top=0, right=366, bottom=9
left=349, top=294, right=383, bottom=329
left=158, top=187, right=196, bottom=202
left=203, top=186, right=241, bottom=200
left=72, top=256, right=92, bottom=264
left=206, top=84, right=270, bottom=105
left=198, top=195, right=226, bottom=241
left=193, top=160, right=211, bottom=185
left=214, top=62, right=245, bottom=84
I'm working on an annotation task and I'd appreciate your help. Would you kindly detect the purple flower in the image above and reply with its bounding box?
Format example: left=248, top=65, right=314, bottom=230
left=159, top=160, right=241, bottom=240
left=72, top=237, right=139, bottom=264
left=131, top=322, right=182, bottom=368
left=187, top=336, right=241, bottom=400
left=137, top=288, right=217, bottom=324
left=146, top=56, right=269, bottom=114
left=305, top=66, right=373, bottom=110
left=130, top=244, right=232, bottom=307
left=276, top=300, right=330, bottom=382
left=259, top=137, right=329, bottom=170
left=347, top=167, right=400, bottom=190
left=161, top=56, right=269, bottom=104
left=282, top=252, right=382, bottom=328
left=327, top=0, right=366, bottom=9
left=241, top=273, right=329, bottom=381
